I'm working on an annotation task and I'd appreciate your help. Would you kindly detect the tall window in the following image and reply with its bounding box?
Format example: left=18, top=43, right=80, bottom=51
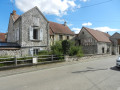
left=33, top=29, right=38, bottom=39
left=59, top=35, right=63, bottom=40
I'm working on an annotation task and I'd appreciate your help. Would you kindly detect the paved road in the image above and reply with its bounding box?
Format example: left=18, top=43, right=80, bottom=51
left=0, top=55, right=120, bottom=90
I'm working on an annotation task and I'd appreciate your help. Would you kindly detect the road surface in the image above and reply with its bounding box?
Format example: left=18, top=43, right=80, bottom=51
left=0, top=55, right=120, bottom=90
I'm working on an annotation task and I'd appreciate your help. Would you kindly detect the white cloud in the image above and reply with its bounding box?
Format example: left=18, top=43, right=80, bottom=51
left=15, top=0, right=77, bottom=16
left=93, top=27, right=120, bottom=32
left=80, top=0, right=89, bottom=2
left=71, top=28, right=81, bottom=34
left=56, top=18, right=65, bottom=22
left=82, top=22, right=92, bottom=26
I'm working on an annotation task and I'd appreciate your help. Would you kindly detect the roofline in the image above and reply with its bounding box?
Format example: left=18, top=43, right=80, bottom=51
left=49, top=21, right=75, bottom=35
left=83, top=27, right=98, bottom=42
left=83, top=27, right=111, bottom=43
left=21, top=6, right=49, bottom=23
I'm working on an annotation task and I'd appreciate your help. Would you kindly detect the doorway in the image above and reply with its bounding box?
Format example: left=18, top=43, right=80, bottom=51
left=102, top=47, right=104, bottom=53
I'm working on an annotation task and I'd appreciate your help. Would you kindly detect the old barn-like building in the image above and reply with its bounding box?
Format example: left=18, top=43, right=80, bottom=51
left=76, top=27, right=112, bottom=54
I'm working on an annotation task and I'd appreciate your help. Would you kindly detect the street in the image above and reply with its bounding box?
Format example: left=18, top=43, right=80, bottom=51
left=0, top=55, right=120, bottom=90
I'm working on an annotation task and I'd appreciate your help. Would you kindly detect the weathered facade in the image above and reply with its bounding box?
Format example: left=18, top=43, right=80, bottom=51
left=76, top=27, right=111, bottom=55
left=6, top=6, right=49, bottom=56
left=49, top=21, right=75, bottom=45
left=110, top=32, right=120, bottom=55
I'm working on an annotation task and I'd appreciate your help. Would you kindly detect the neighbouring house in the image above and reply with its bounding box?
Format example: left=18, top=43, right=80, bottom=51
left=49, top=21, right=75, bottom=45
left=5, top=6, right=49, bottom=56
left=0, top=33, right=7, bottom=42
left=76, top=27, right=111, bottom=54
left=110, top=32, right=120, bottom=55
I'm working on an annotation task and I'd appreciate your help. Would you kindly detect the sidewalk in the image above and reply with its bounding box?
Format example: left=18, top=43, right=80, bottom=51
left=0, top=55, right=117, bottom=77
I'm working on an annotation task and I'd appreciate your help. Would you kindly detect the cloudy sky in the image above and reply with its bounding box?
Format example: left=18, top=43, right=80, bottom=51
left=0, top=0, right=120, bottom=35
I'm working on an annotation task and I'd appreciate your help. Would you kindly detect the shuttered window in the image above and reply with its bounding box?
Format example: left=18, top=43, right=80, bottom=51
left=15, top=27, right=19, bottom=41
left=29, top=26, right=33, bottom=40
left=29, top=26, right=44, bottom=41
left=16, top=28, right=19, bottom=41
left=40, top=28, right=43, bottom=41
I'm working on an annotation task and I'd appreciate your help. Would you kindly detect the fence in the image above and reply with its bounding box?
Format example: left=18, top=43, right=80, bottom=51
left=0, top=55, right=64, bottom=69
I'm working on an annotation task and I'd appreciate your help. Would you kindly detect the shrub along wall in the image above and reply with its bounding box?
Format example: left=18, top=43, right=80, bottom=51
left=51, top=40, right=84, bottom=57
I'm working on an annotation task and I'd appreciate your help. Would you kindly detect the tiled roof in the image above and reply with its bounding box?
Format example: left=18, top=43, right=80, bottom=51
left=0, top=33, right=6, bottom=42
left=49, top=21, right=75, bottom=35
left=83, top=27, right=111, bottom=43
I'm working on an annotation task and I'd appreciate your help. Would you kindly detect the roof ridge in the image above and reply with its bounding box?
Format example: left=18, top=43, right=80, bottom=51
left=83, top=27, right=111, bottom=43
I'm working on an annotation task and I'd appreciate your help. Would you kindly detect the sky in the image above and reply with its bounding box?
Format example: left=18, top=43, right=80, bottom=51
left=0, top=0, right=120, bottom=35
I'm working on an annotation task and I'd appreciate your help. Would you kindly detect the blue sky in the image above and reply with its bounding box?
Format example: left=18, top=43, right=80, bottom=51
left=0, top=0, right=120, bottom=35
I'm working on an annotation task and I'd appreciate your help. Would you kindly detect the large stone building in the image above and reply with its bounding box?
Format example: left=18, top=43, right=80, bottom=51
left=76, top=27, right=112, bottom=54
left=49, top=21, right=75, bottom=45
left=7, top=6, right=49, bottom=56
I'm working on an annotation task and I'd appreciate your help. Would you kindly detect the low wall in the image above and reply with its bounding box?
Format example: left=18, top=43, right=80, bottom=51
left=65, top=54, right=111, bottom=62
left=0, top=50, right=22, bottom=57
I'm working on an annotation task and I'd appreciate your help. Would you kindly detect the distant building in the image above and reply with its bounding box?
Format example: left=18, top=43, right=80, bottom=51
left=110, top=32, right=120, bottom=55
left=76, top=27, right=112, bottom=54
left=0, top=33, right=7, bottom=42
left=49, top=21, right=75, bottom=45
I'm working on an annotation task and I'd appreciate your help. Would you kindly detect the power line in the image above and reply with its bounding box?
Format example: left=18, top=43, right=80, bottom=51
left=80, top=0, right=113, bottom=8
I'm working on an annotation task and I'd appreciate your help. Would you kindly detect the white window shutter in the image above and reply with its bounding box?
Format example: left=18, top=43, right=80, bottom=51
left=29, top=48, right=33, bottom=56
left=16, top=28, right=19, bottom=41
left=40, top=28, right=43, bottom=41
left=29, top=26, right=33, bottom=40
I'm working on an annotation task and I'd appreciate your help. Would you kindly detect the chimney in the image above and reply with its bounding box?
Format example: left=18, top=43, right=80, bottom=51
left=12, top=10, right=16, bottom=15
left=64, top=21, right=67, bottom=26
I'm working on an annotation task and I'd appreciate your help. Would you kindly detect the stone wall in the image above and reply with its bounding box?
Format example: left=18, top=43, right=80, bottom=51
left=0, top=50, right=22, bottom=57
left=97, top=42, right=111, bottom=54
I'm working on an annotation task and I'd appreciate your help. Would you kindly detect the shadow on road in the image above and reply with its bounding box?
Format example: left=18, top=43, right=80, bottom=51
left=110, top=66, right=120, bottom=71
left=72, top=68, right=107, bottom=73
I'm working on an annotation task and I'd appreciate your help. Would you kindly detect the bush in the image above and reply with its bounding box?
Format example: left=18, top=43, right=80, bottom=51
left=69, top=46, right=78, bottom=56
left=69, top=46, right=84, bottom=57
left=38, top=50, right=51, bottom=55
left=51, top=41, right=63, bottom=55
left=62, top=40, right=71, bottom=55
left=51, top=40, right=84, bottom=57
left=77, top=46, right=84, bottom=57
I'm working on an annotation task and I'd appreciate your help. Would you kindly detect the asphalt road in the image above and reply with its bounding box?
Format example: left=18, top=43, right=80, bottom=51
left=0, top=55, right=120, bottom=90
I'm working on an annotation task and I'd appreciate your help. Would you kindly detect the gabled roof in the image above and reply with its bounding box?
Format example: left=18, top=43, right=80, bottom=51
left=83, top=27, right=111, bottom=43
left=110, top=32, right=120, bottom=39
left=0, top=33, right=6, bottom=42
left=21, top=6, right=48, bottom=22
left=49, top=21, right=75, bottom=35
left=11, top=6, right=48, bottom=23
